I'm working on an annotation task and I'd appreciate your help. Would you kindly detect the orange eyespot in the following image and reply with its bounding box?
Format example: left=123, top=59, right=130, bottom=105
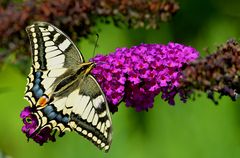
left=37, top=96, right=49, bottom=107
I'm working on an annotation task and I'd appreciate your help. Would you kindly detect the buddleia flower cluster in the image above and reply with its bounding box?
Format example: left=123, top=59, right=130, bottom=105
left=90, top=42, right=199, bottom=112
left=181, top=39, right=240, bottom=104
left=0, top=0, right=179, bottom=66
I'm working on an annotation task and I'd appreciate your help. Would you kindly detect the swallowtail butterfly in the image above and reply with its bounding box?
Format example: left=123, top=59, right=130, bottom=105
left=24, top=22, right=112, bottom=151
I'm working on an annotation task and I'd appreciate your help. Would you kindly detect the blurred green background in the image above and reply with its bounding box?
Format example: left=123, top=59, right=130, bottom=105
left=1, top=0, right=240, bottom=158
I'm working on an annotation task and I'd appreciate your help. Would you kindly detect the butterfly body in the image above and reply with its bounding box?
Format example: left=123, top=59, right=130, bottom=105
left=24, top=22, right=112, bottom=151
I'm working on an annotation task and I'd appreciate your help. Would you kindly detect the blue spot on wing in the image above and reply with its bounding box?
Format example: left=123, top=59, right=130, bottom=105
left=35, top=71, right=42, bottom=78
left=35, top=89, right=43, bottom=98
left=43, top=105, right=54, bottom=115
left=31, top=71, right=44, bottom=99
left=56, top=114, right=62, bottom=122
left=62, top=116, right=69, bottom=124
left=35, top=78, right=41, bottom=84
left=32, top=84, right=39, bottom=92
left=48, top=111, right=57, bottom=120
left=42, top=103, right=70, bottom=125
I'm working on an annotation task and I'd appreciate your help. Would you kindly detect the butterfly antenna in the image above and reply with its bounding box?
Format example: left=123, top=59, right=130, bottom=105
left=92, top=33, right=99, bottom=58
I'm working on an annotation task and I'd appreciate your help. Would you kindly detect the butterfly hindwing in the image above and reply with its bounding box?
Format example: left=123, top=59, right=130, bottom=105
left=34, top=74, right=112, bottom=151
left=24, top=22, right=113, bottom=152
left=69, top=75, right=112, bottom=151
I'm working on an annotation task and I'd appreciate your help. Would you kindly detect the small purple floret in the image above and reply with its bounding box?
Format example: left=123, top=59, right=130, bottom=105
left=90, top=42, right=199, bottom=111
left=20, top=106, right=55, bottom=145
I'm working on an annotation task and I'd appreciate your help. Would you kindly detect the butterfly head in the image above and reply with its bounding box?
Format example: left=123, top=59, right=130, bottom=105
left=79, top=62, right=96, bottom=76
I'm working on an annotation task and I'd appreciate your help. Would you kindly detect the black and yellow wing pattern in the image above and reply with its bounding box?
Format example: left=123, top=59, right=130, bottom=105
left=24, top=22, right=112, bottom=151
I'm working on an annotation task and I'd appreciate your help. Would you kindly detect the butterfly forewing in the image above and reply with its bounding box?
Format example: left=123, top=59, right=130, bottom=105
left=26, top=22, right=84, bottom=69
left=24, top=22, right=112, bottom=152
left=24, top=22, right=84, bottom=106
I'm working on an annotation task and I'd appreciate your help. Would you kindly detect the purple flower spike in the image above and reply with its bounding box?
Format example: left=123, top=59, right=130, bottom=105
left=90, top=42, right=199, bottom=112
left=20, top=106, right=55, bottom=145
